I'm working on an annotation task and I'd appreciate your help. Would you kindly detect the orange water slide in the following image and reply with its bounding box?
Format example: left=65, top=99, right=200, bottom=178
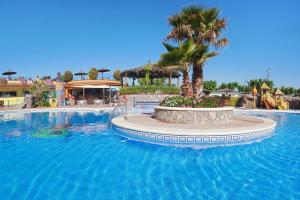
left=263, top=93, right=276, bottom=109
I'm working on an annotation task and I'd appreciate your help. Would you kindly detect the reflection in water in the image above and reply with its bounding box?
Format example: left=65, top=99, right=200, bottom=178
left=69, top=123, right=107, bottom=135
left=0, top=111, right=108, bottom=138
left=6, top=130, right=22, bottom=137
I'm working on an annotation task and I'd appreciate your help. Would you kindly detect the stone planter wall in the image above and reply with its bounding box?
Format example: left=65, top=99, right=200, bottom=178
left=122, top=94, right=176, bottom=108
left=155, top=106, right=234, bottom=124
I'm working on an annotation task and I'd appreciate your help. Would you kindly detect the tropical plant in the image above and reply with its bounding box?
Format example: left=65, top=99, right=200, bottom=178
left=153, top=78, right=167, bottom=86
left=63, top=71, right=73, bottom=82
left=160, top=39, right=203, bottom=97
left=113, top=70, right=121, bottom=81
left=166, top=5, right=228, bottom=97
left=88, top=68, right=98, bottom=80
left=144, top=65, right=151, bottom=86
left=30, top=79, right=51, bottom=107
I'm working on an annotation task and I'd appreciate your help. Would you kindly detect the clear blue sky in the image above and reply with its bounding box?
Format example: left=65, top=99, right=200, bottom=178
left=0, top=0, right=299, bottom=87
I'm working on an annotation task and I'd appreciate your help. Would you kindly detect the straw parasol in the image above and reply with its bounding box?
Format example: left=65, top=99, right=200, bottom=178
left=98, top=68, right=110, bottom=80
left=2, top=69, right=17, bottom=80
left=74, top=70, right=88, bottom=80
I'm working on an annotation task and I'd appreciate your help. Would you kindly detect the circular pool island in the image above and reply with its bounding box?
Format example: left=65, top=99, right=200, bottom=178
left=112, top=106, right=276, bottom=148
left=155, top=106, right=234, bottom=123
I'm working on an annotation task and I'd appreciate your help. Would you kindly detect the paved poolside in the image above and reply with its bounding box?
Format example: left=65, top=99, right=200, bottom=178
left=112, top=114, right=276, bottom=136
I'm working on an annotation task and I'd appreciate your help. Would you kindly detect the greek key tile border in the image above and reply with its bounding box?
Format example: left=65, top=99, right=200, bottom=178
left=112, top=125, right=274, bottom=145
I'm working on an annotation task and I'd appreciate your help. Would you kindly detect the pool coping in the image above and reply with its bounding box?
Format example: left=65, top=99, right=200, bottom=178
left=0, top=107, right=112, bottom=114
left=112, top=114, right=276, bottom=136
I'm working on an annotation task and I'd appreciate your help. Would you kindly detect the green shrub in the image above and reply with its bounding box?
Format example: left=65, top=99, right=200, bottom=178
left=64, top=71, right=73, bottom=82
left=120, top=85, right=180, bottom=95
left=195, top=97, right=220, bottom=108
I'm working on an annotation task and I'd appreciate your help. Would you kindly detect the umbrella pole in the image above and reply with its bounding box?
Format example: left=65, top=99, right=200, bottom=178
left=109, top=86, right=112, bottom=106
left=102, top=88, right=105, bottom=100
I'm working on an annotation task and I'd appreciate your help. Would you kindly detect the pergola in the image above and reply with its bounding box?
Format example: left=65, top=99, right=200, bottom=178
left=120, top=64, right=181, bottom=86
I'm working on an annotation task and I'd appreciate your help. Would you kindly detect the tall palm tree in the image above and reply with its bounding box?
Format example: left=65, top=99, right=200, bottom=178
left=167, top=5, right=228, bottom=97
left=159, top=40, right=202, bottom=97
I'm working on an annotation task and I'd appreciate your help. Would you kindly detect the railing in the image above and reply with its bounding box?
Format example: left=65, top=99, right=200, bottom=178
left=107, top=103, right=128, bottom=127
left=0, top=97, right=25, bottom=107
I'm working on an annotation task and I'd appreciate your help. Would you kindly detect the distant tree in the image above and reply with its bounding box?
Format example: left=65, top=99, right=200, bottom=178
left=88, top=68, right=98, bottom=80
left=218, top=82, right=239, bottom=90
left=113, top=70, right=121, bottom=81
left=63, top=71, right=73, bottom=82
left=280, top=86, right=296, bottom=95
left=249, top=79, right=274, bottom=92
left=295, top=88, right=300, bottom=96
left=204, top=80, right=217, bottom=92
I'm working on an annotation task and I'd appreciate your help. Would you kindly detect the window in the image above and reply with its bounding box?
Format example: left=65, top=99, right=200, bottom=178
left=0, top=91, right=17, bottom=97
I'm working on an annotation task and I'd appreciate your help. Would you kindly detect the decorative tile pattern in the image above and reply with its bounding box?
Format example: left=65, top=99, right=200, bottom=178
left=113, top=125, right=274, bottom=146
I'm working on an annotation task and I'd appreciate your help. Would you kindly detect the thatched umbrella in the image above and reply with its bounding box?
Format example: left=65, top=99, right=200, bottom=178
left=121, top=64, right=180, bottom=79
left=2, top=69, right=17, bottom=80
left=120, top=64, right=181, bottom=86
left=98, top=68, right=110, bottom=80
left=74, top=70, right=88, bottom=80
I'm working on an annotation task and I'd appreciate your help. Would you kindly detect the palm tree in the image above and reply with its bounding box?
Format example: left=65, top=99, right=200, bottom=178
left=159, top=40, right=202, bottom=97
left=166, top=5, right=228, bottom=97
left=192, top=48, right=218, bottom=97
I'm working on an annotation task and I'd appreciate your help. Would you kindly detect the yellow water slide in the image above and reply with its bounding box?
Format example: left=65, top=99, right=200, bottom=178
left=277, top=98, right=289, bottom=110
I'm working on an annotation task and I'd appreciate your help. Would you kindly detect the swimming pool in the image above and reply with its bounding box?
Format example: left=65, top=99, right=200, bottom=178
left=0, top=110, right=299, bottom=199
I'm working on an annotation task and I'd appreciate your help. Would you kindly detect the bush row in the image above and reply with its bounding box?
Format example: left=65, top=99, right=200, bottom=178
left=120, top=86, right=180, bottom=95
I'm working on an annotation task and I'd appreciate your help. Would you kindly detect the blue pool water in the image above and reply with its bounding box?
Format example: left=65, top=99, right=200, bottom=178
left=0, top=111, right=299, bottom=200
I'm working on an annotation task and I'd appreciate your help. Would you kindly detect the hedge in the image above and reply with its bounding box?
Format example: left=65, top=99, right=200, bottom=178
left=120, top=86, right=180, bottom=95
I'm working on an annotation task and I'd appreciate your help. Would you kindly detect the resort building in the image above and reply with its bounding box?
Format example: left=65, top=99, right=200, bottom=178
left=209, top=88, right=243, bottom=97
left=0, top=79, right=33, bottom=106
left=64, top=79, right=121, bottom=105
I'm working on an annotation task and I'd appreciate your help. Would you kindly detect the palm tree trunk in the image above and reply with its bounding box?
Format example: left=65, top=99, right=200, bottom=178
left=192, top=64, right=204, bottom=98
left=182, top=70, right=192, bottom=97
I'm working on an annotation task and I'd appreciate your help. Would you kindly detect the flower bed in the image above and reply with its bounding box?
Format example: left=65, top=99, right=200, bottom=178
left=160, top=96, right=224, bottom=108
